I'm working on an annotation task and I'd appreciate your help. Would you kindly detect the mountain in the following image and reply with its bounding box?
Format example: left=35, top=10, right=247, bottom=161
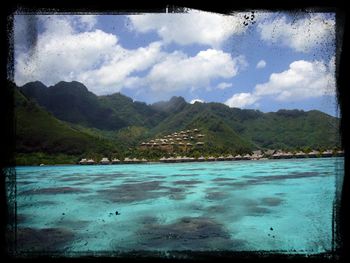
left=147, top=102, right=339, bottom=151
left=21, top=81, right=127, bottom=130
left=14, top=82, right=121, bottom=164
left=99, top=93, right=167, bottom=128
left=20, top=81, right=169, bottom=130
left=16, top=80, right=341, bottom=161
left=151, top=96, right=188, bottom=114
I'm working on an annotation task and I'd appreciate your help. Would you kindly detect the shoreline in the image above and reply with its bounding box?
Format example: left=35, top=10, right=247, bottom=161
left=15, top=155, right=344, bottom=167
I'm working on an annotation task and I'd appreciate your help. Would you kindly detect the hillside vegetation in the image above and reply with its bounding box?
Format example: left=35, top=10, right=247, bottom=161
left=15, top=81, right=341, bottom=164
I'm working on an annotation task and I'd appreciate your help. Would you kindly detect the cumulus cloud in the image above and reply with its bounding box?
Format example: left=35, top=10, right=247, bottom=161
left=225, top=58, right=335, bottom=109
left=16, top=29, right=118, bottom=87
left=257, top=13, right=335, bottom=53
left=225, top=92, right=259, bottom=108
left=190, top=99, right=204, bottom=104
left=14, top=15, right=164, bottom=94
left=15, top=14, right=247, bottom=96
left=127, top=9, right=248, bottom=47
left=78, top=42, right=164, bottom=94
left=216, top=82, right=232, bottom=90
left=77, top=15, right=98, bottom=30
left=254, top=60, right=335, bottom=100
left=256, top=60, right=266, bottom=69
left=144, top=49, right=243, bottom=93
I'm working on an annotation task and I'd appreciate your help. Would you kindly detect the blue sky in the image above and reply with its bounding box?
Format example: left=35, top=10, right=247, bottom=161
left=14, top=10, right=338, bottom=116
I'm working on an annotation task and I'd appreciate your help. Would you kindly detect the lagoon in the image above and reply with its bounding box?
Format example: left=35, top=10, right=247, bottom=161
left=13, top=157, right=343, bottom=255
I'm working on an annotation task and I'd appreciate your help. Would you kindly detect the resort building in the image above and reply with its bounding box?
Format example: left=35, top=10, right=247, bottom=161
left=87, top=159, right=95, bottom=165
left=139, top=128, right=205, bottom=153
left=100, top=157, right=110, bottom=164
left=79, top=158, right=87, bottom=165
left=111, top=158, right=120, bottom=164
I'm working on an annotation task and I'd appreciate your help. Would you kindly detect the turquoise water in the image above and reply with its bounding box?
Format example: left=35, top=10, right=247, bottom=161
left=14, top=158, right=343, bottom=255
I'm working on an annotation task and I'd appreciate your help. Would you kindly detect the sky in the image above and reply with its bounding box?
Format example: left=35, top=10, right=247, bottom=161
left=13, top=9, right=338, bottom=116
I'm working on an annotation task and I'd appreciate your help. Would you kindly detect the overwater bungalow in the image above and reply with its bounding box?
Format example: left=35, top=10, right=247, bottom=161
left=208, top=156, right=216, bottom=161
left=242, top=154, right=252, bottom=160
left=218, top=156, right=225, bottom=161
left=271, top=152, right=282, bottom=159
left=87, top=159, right=95, bottom=165
left=321, top=150, right=333, bottom=157
left=79, top=158, right=88, bottom=165
left=100, top=157, right=110, bottom=165
left=295, top=151, right=307, bottom=158
left=160, top=157, right=167, bottom=162
left=226, top=155, right=235, bottom=161
left=175, top=156, right=183, bottom=162
left=234, top=155, right=242, bottom=160
left=132, top=158, right=141, bottom=163
left=124, top=157, right=132, bottom=164
left=111, top=158, right=120, bottom=164
left=308, top=150, right=320, bottom=158
left=166, top=157, right=175, bottom=163
left=281, top=152, right=294, bottom=159
left=182, top=156, right=190, bottom=162
left=198, top=156, right=206, bottom=162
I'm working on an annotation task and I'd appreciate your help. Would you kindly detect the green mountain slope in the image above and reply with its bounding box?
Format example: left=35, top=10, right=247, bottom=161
left=21, top=81, right=127, bottom=130
left=17, top=80, right=341, bottom=157
left=14, top=85, right=120, bottom=163
left=99, top=93, right=167, bottom=128
left=148, top=102, right=254, bottom=153
left=240, top=109, right=340, bottom=149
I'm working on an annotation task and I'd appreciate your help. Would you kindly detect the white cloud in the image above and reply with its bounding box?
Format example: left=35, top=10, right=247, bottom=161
left=225, top=58, right=335, bottom=109
left=225, top=92, right=259, bottom=108
left=256, top=60, right=266, bottom=69
left=77, top=15, right=98, bottom=30
left=254, top=60, right=335, bottom=100
left=78, top=42, right=164, bottom=94
left=144, top=49, right=242, bottom=93
left=15, top=28, right=118, bottom=86
left=190, top=99, right=204, bottom=104
left=127, top=9, right=248, bottom=48
left=15, top=15, right=164, bottom=95
left=217, top=82, right=232, bottom=90
left=257, top=13, right=335, bottom=52
left=14, top=14, right=247, bottom=96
